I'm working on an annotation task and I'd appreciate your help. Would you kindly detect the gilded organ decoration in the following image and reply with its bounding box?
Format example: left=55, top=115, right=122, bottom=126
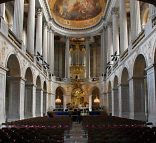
left=48, top=0, right=107, bottom=29
left=69, top=39, right=86, bottom=79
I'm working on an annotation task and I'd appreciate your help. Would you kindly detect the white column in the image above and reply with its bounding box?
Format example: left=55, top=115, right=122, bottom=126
left=51, top=93, right=56, bottom=109
left=103, top=27, right=107, bottom=75
left=46, top=92, right=49, bottom=113
left=65, top=37, right=70, bottom=78
left=146, top=65, right=156, bottom=125
left=130, top=0, right=141, bottom=41
left=89, top=95, right=92, bottom=111
left=19, top=78, right=25, bottom=120
left=129, top=77, right=135, bottom=119
left=13, top=0, right=24, bottom=40
left=47, top=27, right=50, bottom=65
left=43, top=23, right=48, bottom=62
left=118, top=84, right=122, bottom=117
left=112, top=7, right=119, bottom=56
left=32, top=85, right=36, bottom=117
left=107, top=22, right=113, bottom=63
left=63, top=95, right=67, bottom=110
left=119, top=0, right=128, bottom=53
left=35, top=8, right=43, bottom=56
left=101, top=30, right=104, bottom=75
left=27, top=0, right=35, bottom=56
left=0, top=3, right=5, bottom=19
left=40, top=90, right=43, bottom=116
left=0, top=68, right=6, bottom=124
left=86, top=38, right=90, bottom=79
left=112, top=89, right=115, bottom=116
left=49, top=28, right=54, bottom=75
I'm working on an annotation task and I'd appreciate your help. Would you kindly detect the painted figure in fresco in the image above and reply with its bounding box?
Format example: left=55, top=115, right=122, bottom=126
left=54, top=0, right=101, bottom=20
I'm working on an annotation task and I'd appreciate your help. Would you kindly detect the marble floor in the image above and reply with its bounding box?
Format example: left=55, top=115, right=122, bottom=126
left=64, top=122, right=88, bottom=143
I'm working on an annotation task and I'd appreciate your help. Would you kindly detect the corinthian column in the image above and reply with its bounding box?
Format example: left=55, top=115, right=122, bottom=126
left=27, top=0, right=35, bottom=56
left=107, top=22, right=113, bottom=63
left=35, top=8, right=43, bottom=56
left=13, top=0, right=24, bottom=40
left=43, top=23, right=48, bottom=62
left=49, top=27, right=54, bottom=75
left=130, top=0, right=141, bottom=41
left=112, top=7, right=119, bottom=56
left=86, top=37, right=90, bottom=79
left=65, top=37, right=70, bottom=78
left=119, top=0, right=128, bottom=53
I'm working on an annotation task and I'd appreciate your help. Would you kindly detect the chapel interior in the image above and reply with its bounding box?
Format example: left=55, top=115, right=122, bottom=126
left=0, top=0, right=156, bottom=142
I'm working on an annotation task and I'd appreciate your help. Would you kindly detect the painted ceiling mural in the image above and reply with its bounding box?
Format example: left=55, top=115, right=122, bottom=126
left=48, top=0, right=107, bottom=29
left=54, top=0, right=102, bottom=20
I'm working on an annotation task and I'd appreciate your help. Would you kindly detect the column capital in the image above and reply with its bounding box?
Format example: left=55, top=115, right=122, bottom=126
left=111, top=7, right=119, bottom=15
left=107, top=22, right=112, bottom=28
left=43, top=22, right=48, bottom=28
left=48, top=26, right=54, bottom=33
left=36, top=8, right=43, bottom=15
left=103, top=25, right=107, bottom=30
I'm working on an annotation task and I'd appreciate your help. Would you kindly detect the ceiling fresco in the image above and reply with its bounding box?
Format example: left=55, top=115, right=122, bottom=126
left=48, top=0, right=107, bottom=29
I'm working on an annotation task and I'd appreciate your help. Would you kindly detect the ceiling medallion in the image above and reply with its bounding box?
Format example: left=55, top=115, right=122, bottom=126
left=48, top=0, right=107, bottom=29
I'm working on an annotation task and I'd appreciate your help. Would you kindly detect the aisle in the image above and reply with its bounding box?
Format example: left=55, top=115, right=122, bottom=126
left=64, top=122, right=88, bottom=143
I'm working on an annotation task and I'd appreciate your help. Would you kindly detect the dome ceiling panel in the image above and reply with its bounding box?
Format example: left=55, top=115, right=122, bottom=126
left=48, top=0, right=107, bottom=29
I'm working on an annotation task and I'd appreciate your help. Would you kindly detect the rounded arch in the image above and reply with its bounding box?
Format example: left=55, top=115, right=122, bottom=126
left=43, top=81, right=47, bottom=92
left=113, top=76, right=119, bottom=116
left=25, top=67, right=33, bottom=84
left=113, top=76, right=118, bottom=88
left=91, top=87, right=100, bottom=110
left=108, top=81, right=112, bottom=92
left=7, top=54, right=21, bottom=77
left=5, top=54, right=21, bottom=120
left=121, top=68, right=129, bottom=85
left=133, top=54, right=147, bottom=77
left=55, top=86, right=64, bottom=109
left=36, top=76, right=41, bottom=89
left=121, top=67, right=130, bottom=118
left=133, top=54, right=148, bottom=121
left=24, top=67, right=33, bottom=118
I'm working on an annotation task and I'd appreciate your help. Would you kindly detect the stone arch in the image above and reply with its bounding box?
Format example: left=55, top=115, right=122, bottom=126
left=24, top=67, right=33, bottom=118
left=113, top=76, right=119, bottom=116
left=6, top=54, right=21, bottom=121
left=133, top=54, right=148, bottom=121
left=91, top=87, right=100, bottom=110
left=35, top=75, right=42, bottom=116
left=121, top=67, right=130, bottom=118
left=108, top=81, right=112, bottom=114
left=55, top=87, right=64, bottom=109
left=43, top=81, right=47, bottom=115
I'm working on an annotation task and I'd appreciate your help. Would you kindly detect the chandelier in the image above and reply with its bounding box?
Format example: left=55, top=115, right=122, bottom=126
left=55, top=96, right=61, bottom=103
left=94, top=96, right=100, bottom=103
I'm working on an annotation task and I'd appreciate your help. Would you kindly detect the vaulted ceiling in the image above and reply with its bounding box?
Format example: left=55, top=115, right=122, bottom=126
left=48, top=0, right=107, bottom=29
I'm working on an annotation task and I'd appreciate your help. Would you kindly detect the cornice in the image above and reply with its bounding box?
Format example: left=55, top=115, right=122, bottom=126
left=49, top=18, right=105, bottom=37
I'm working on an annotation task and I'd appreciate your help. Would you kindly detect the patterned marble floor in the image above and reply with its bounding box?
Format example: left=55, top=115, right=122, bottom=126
left=64, top=122, right=88, bottom=143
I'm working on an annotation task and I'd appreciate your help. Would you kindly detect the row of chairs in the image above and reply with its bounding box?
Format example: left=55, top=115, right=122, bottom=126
left=81, top=116, right=156, bottom=143
left=0, top=116, right=72, bottom=143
